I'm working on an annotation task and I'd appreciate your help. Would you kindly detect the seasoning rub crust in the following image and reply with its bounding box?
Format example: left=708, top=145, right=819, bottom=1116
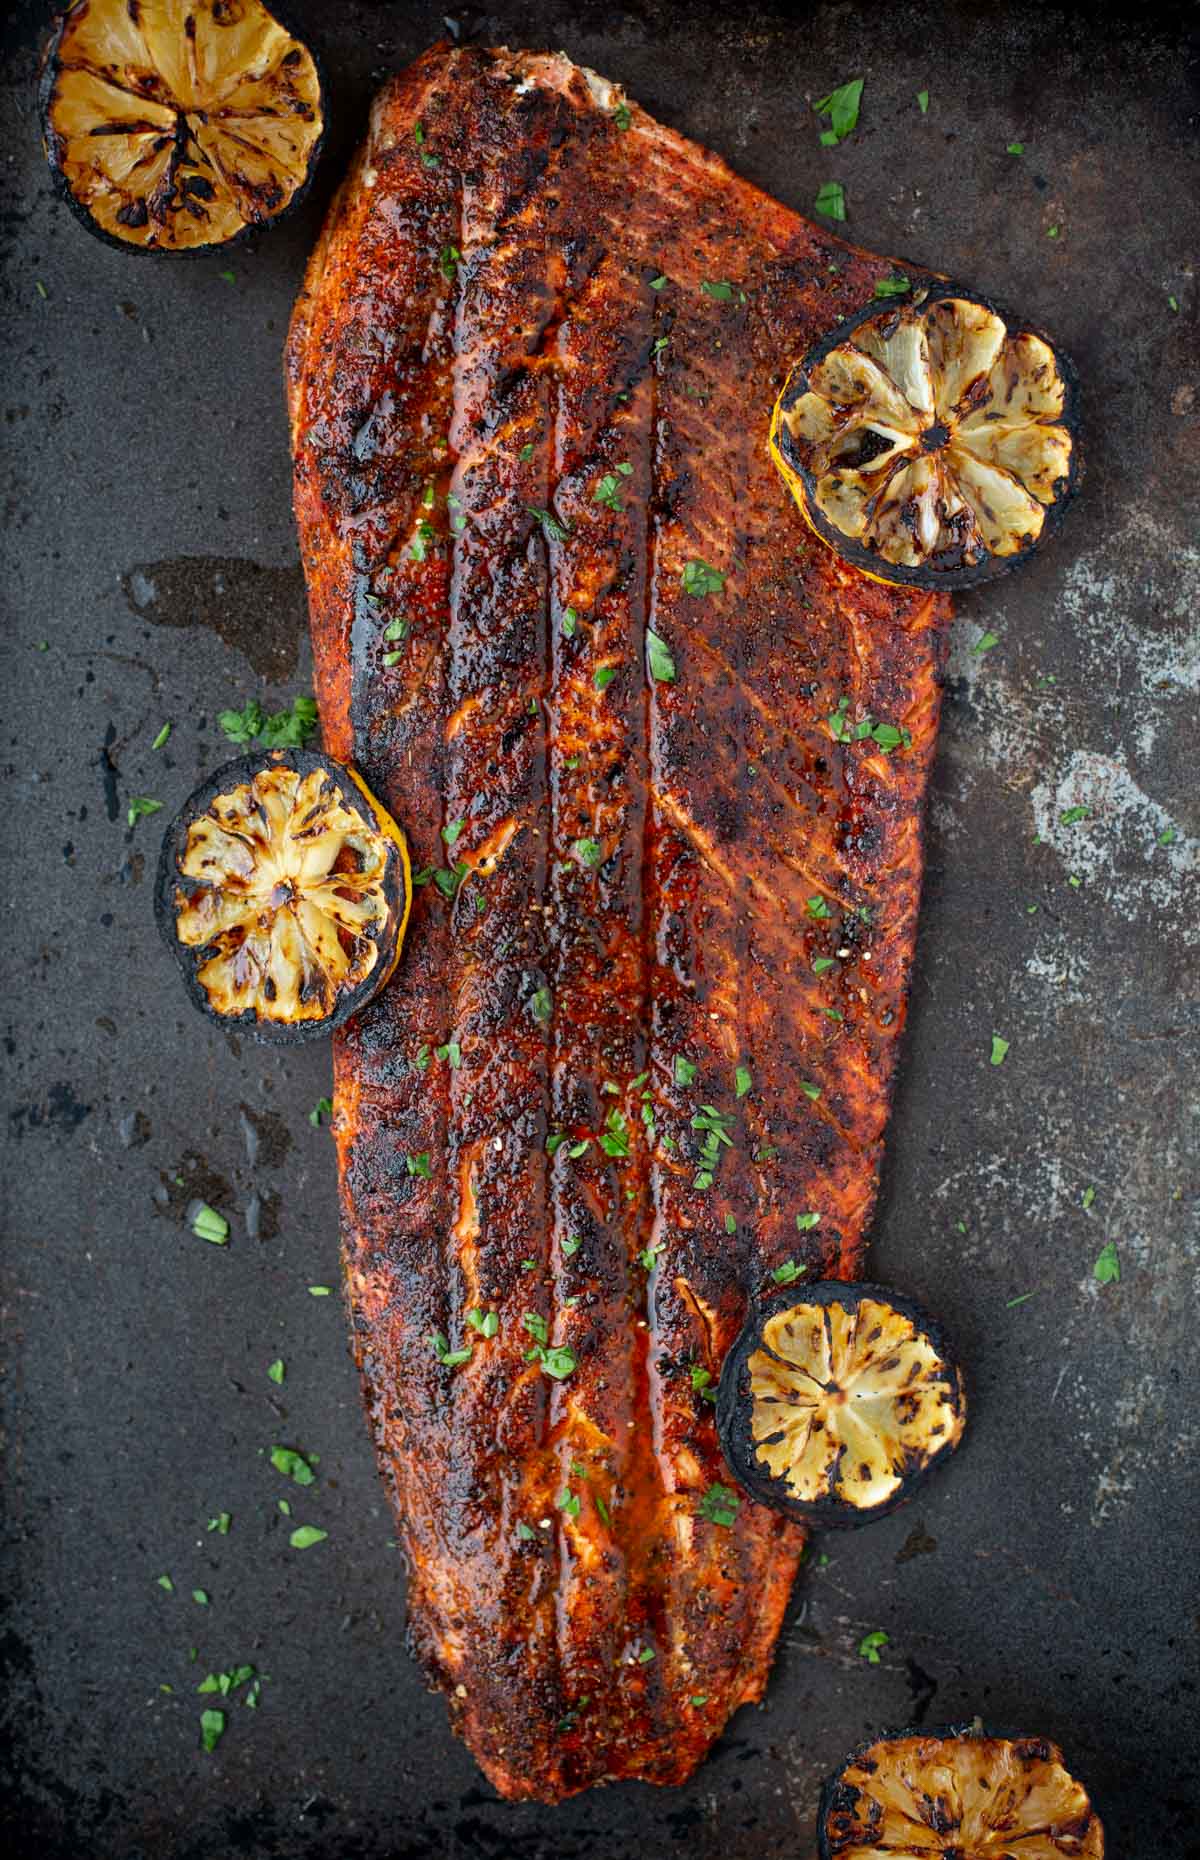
left=287, top=41, right=949, bottom=1803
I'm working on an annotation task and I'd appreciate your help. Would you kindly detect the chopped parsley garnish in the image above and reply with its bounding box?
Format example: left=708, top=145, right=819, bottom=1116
left=540, top=1345, right=579, bottom=1379
left=814, top=78, right=863, bottom=145
left=647, top=631, right=676, bottom=682
left=771, top=1258, right=805, bottom=1285
left=826, top=694, right=910, bottom=751
left=700, top=279, right=736, bottom=301
left=1059, top=805, right=1089, bottom=825
left=573, top=837, right=603, bottom=867
left=466, top=1307, right=499, bottom=1338
left=812, top=956, right=836, bottom=975
left=1093, top=1241, right=1120, bottom=1286
left=697, top=1482, right=739, bottom=1527
left=806, top=894, right=832, bottom=920
left=814, top=180, right=846, bottom=222
left=198, top=1664, right=254, bottom=1697
left=127, top=794, right=163, bottom=828
left=1082, top=1185, right=1096, bottom=1210
left=413, top=121, right=438, bottom=167
left=200, top=1708, right=226, bottom=1752
left=652, top=334, right=669, bottom=355
left=428, top=1330, right=472, bottom=1368
left=723, top=1212, right=736, bottom=1234
left=523, top=1311, right=549, bottom=1346
left=289, top=1525, right=328, bottom=1549
left=637, top=1241, right=664, bottom=1270
left=681, top=558, right=725, bottom=597
left=206, top=1512, right=232, bottom=1535
left=192, top=1590, right=209, bottom=1607
left=858, top=1629, right=889, bottom=1664
left=1168, top=294, right=1179, bottom=313
left=636, top=1646, right=656, bottom=1664
left=192, top=1204, right=229, bottom=1245
left=438, top=243, right=460, bottom=280
left=152, top=722, right=171, bottom=750
left=674, top=1055, right=697, bottom=1087
left=1006, top=140, right=1025, bottom=155
left=600, top=1107, right=631, bottom=1158
left=873, top=274, right=911, bottom=298
left=973, top=630, right=1000, bottom=654
left=916, top=89, right=929, bottom=113
left=795, top=1211, right=820, bottom=1231
left=562, top=1234, right=582, bottom=1257
left=1005, top=1291, right=1036, bottom=1308
left=434, top=1040, right=462, bottom=1068
left=594, top=665, right=616, bottom=691
left=530, top=985, right=552, bottom=1025
left=308, top=1285, right=332, bottom=1296
left=218, top=694, right=318, bottom=749
left=308, top=1096, right=333, bottom=1127
left=690, top=1365, right=717, bottom=1402
left=555, top=1485, right=581, bottom=1518
left=406, top=1151, right=433, bottom=1178
left=989, top=1034, right=1009, bottom=1067
left=1158, top=827, right=1177, bottom=847
left=517, top=1520, right=536, bottom=1541
left=613, top=102, right=631, bottom=130
left=270, top=1445, right=316, bottom=1486
left=734, top=1065, right=752, bottom=1098
left=268, top=1358, right=285, bottom=1385
left=799, top=1080, right=821, bottom=1102
left=527, top=504, right=571, bottom=544
left=593, top=472, right=627, bottom=512
left=156, top=1574, right=174, bottom=1592
left=649, top=273, right=668, bottom=290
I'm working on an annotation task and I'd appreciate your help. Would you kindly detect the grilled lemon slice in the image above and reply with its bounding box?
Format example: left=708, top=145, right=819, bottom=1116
left=40, top=0, right=324, bottom=253
left=819, top=1730, right=1104, bottom=1858
left=771, top=283, right=1079, bottom=589
left=717, top=1281, right=966, bottom=1526
left=156, top=749, right=410, bottom=1040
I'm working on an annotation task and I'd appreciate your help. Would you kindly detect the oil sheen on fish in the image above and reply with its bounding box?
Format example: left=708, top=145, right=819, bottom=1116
left=287, top=42, right=949, bottom=1803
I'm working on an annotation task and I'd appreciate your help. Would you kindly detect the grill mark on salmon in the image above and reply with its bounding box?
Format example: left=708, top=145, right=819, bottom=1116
left=287, top=42, right=950, bottom=1803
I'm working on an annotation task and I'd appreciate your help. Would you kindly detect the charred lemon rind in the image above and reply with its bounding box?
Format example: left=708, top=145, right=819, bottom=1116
left=155, top=748, right=410, bottom=1044
left=716, top=1280, right=966, bottom=1529
left=817, top=1726, right=1105, bottom=1859
left=39, top=0, right=326, bottom=258
left=770, top=280, right=1081, bottom=591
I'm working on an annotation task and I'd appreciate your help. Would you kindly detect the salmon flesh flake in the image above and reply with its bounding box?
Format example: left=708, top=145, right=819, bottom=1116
left=287, top=42, right=949, bottom=1803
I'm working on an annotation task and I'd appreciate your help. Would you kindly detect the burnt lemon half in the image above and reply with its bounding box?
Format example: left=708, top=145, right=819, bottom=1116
left=771, top=283, right=1079, bottom=589
left=40, top=0, right=324, bottom=254
left=716, top=1281, right=966, bottom=1526
left=156, top=749, right=411, bottom=1040
left=819, top=1729, right=1104, bottom=1858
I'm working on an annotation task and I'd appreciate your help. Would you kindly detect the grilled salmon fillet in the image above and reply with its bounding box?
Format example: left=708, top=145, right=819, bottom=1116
left=286, top=42, right=949, bottom=1803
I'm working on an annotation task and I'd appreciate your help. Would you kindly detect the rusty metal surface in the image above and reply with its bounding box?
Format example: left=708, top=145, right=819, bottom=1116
left=1, top=2, right=1196, bottom=1856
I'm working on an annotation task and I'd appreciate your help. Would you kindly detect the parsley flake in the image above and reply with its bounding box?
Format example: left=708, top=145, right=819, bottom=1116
left=989, top=1034, right=1010, bottom=1067
left=200, top=1708, right=226, bottom=1752
left=814, top=78, right=863, bottom=144
left=127, top=795, right=163, bottom=828
left=858, top=1629, right=889, bottom=1664
left=527, top=504, right=571, bottom=544
left=916, top=89, right=929, bottom=113
left=267, top=1359, right=285, bottom=1385
left=814, top=180, right=846, bottom=221
left=771, top=1258, right=805, bottom=1285
left=289, top=1525, right=328, bottom=1549
left=681, top=558, right=725, bottom=597
left=647, top=630, right=676, bottom=682
left=594, top=665, right=617, bottom=691
left=1093, top=1241, right=1120, bottom=1286
left=697, top=1482, right=739, bottom=1526
left=191, top=1203, right=229, bottom=1245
